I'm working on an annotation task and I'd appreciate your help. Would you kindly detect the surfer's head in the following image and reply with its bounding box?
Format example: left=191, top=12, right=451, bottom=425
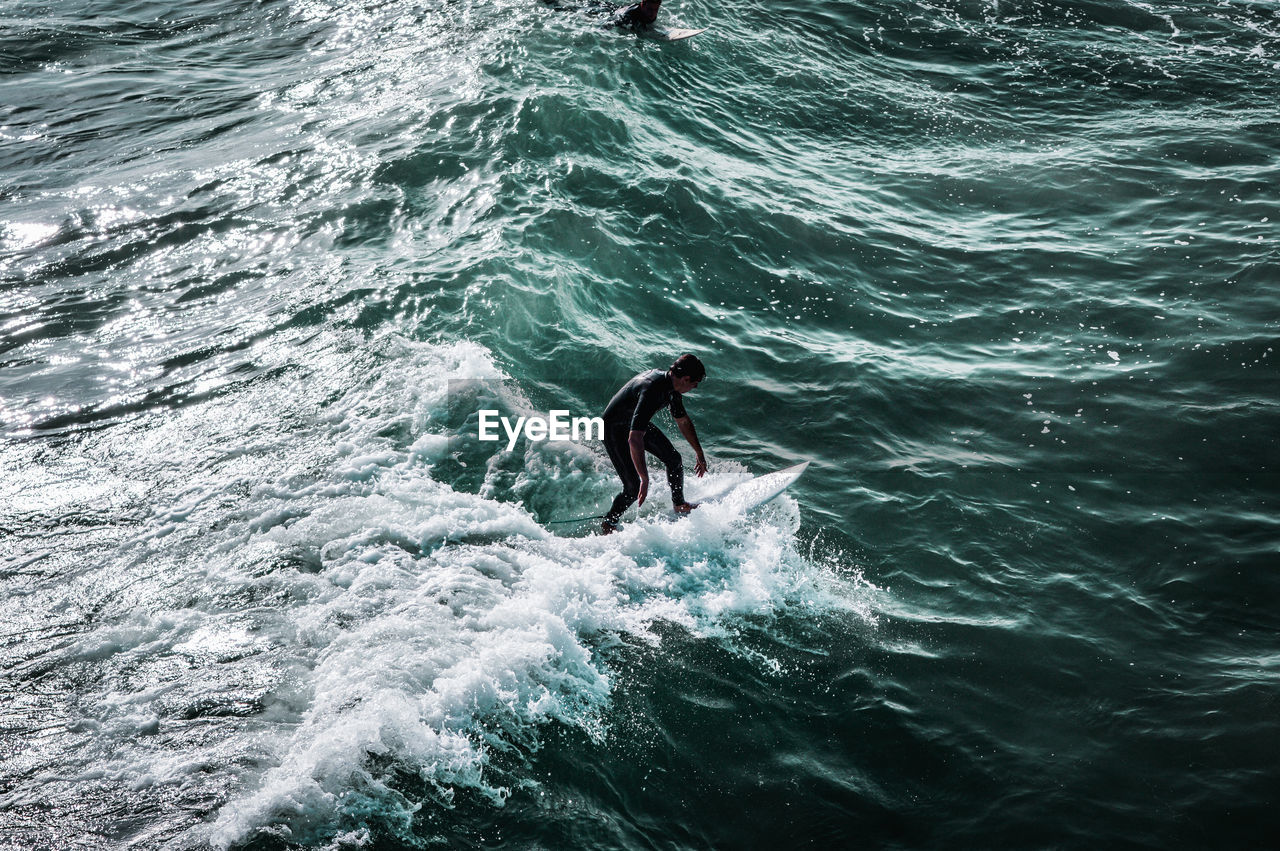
left=670, top=353, right=705, bottom=393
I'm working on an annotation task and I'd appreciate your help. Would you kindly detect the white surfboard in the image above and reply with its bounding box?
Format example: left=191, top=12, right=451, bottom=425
left=714, top=462, right=809, bottom=514
left=663, top=27, right=706, bottom=41
left=560, top=462, right=809, bottom=535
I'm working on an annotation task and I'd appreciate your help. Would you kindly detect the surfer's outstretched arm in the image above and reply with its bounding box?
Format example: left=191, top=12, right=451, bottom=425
left=628, top=429, right=650, bottom=505
left=675, top=415, right=707, bottom=477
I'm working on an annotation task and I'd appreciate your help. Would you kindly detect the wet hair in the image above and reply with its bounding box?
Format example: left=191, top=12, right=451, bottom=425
left=670, top=353, right=706, bottom=382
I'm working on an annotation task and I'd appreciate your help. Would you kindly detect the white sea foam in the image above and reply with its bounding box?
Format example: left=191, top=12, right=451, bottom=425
left=203, top=463, right=849, bottom=848
left=5, top=332, right=868, bottom=849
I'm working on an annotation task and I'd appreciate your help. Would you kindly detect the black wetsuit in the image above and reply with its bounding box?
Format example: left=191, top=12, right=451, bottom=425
left=602, top=370, right=687, bottom=524
left=613, top=3, right=657, bottom=28
left=542, top=1, right=656, bottom=30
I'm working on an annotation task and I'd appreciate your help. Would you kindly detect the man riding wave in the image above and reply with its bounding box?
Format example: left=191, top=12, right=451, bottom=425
left=600, top=354, right=707, bottom=534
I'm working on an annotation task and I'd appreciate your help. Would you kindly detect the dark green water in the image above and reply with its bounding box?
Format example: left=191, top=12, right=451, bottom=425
left=1, top=0, right=1276, bottom=847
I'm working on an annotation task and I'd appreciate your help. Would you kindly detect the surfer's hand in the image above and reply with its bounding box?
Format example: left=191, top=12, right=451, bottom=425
left=636, top=476, right=649, bottom=507
left=694, top=455, right=707, bottom=477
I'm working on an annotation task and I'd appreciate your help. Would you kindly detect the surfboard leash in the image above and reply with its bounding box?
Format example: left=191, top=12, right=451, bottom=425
left=545, top=513, right=607, bottom=525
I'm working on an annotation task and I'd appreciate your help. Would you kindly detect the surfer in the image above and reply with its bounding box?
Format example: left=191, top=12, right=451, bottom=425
left=600, top=354, right=707, bottom=535
left=612, top=0, right=663, bottom=29
left=539, top=0, right=663, bottom=30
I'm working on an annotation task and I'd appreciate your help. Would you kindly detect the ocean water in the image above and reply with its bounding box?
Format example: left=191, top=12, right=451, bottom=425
left=1, top=0, right=1277, bottom=847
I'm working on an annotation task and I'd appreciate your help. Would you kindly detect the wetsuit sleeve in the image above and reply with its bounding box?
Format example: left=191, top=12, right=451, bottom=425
left=669, top=392, right=687, bottom=419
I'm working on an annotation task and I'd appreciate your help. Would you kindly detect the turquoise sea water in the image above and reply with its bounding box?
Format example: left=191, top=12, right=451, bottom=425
left=1, top=0, right=1277, bottom=847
